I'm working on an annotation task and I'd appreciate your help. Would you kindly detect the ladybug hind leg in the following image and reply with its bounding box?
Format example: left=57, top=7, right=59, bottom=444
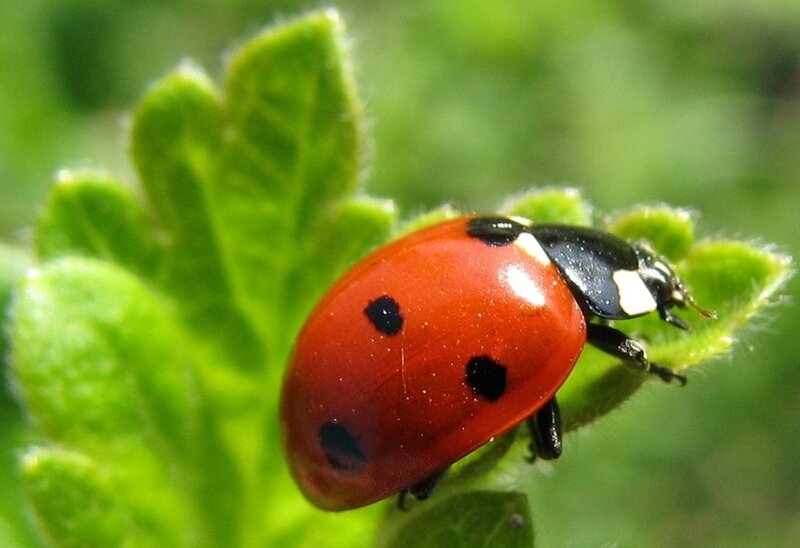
left=526, top=397, right=563, bottom=461
left=586, top=323, right=687, bottom=385
left=397, top=469, right=448, bottom=510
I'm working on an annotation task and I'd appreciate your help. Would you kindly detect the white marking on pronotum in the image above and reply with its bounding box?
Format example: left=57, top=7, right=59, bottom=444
left=502, top=264, right=546, bottom=307
left=514, top=232, right=551, bottom=265
left=613, top=269, right=657, bottom=315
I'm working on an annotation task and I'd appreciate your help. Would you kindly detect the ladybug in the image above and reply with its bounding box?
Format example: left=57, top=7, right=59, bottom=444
left=280, top=215, right=714, bottom=511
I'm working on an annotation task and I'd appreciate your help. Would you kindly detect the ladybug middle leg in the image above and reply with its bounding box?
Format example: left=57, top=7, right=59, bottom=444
left=586, top=323, right=687, bottom=385
left=526, top=397, right=562, bottom=461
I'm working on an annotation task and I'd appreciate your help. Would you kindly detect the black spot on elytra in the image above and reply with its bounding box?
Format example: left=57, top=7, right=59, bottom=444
left=319, top=422, right=366, bottom=475
left=466, top=216, right=526, bottom=246
left=364, top=295, right=404, bottom=335
left=465, top=355, right=507, bottom=401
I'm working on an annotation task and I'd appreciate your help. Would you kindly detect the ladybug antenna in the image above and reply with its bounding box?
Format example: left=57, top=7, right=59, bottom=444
left=677, top=280, right=717, bottom=320
left=685, top=292, right=717, bottom=319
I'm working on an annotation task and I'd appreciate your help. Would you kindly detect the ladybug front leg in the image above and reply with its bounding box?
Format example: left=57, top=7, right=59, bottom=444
left=526, top=397, right=562, bottom=460
left=586, top=323, right=687, bottom=385
left=658, top=305, right=690, bottom=330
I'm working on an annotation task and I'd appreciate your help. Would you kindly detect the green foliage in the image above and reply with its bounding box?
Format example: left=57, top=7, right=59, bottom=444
left=0, top=245, right=37, bottom=548
left=502, top=187, right=592, bottom=226
left=1, top=8, right=792, bottom=548
left=36, top=170, right=156, bottom=271
left=377, top=491, right=534, bottom=548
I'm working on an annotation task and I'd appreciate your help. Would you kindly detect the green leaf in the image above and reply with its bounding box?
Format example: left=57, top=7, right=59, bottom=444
left=12, top=258, right=196, bottom=454
left=0, top=244, right=30, bottom=308
left=125, top=11, right=371, bottom=546
left=656, top=240, right=793, bottom=362
left=36, top=169, right=157, bottom=273
left=11, top=257, right=240, bottom=545
left=0, top=244, right=39, bottom=547
left=0, top=243, right=30, bottom=413
left=22, top=448, right=147, bottom=548
left=397, top=204, right=460, bottom=235
left=378, top=491, right=533, bottom=548
left=608, top=206, right=695, bottom=261
left=501, top=187, right=591, bottom=225
left=265, top=503, right=380, bottom=548
left=216, top=9, right=363, bottom=353
left=131, top=63, right=264, bottom=372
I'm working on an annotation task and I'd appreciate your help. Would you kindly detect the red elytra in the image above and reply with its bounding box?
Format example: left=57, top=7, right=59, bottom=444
left=280, top=216, right=586, bottom=510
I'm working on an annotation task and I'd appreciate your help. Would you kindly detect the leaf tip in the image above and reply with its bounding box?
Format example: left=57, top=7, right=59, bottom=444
left=20, top=447, right=41, bottom=473
left=54, top=167, right=112, bottom=189
left=500, top=185, right=592, bottom=225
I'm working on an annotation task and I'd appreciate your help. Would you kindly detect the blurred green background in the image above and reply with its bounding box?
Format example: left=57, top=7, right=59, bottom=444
left=1, top=0, right=798, bottom=546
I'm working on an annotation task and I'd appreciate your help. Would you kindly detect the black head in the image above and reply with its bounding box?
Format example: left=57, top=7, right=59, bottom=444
left=529, top=222, right=714, bottom=327
left=633, top=243, right=716, bottom=329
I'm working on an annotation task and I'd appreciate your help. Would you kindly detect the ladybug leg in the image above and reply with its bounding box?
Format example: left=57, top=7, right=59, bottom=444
left=586, top=323, right=687, bottom=386
left=397, top=469, right=448, bottom=510
left=397, top=489, right=410, bottom=511
left=659, top=306, right=690, bottom=330
left=526, top=397, right=563, bottom=461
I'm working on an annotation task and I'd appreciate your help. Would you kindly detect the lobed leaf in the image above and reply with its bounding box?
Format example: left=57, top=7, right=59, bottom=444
left=36, top=170, right=156, bottom=274
left=11, top=258, right=237, bottom=545
left=608, top=206, right=695, bottom=261
left=378, top=491, right=534, bottom=548
left=22, top=448, right=146, bottom=548
left=0, top=243, right=29, bottom=413
left=0, top=244, right=37, bottom=547
left=131, top=63, right=264, bottom=371
left=11, top=257, right=196, bottom=455
left=397, top=204, right=460, bottom=235
left=20, top=445, right=202, bottom=547
left=501, top=187, right=591, bottom=225
left=216, top=9, right=363, bottom=354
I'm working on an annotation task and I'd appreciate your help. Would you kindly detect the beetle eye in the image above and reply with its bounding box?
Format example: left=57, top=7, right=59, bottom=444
left=639, top=251, right=716, bottom=319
